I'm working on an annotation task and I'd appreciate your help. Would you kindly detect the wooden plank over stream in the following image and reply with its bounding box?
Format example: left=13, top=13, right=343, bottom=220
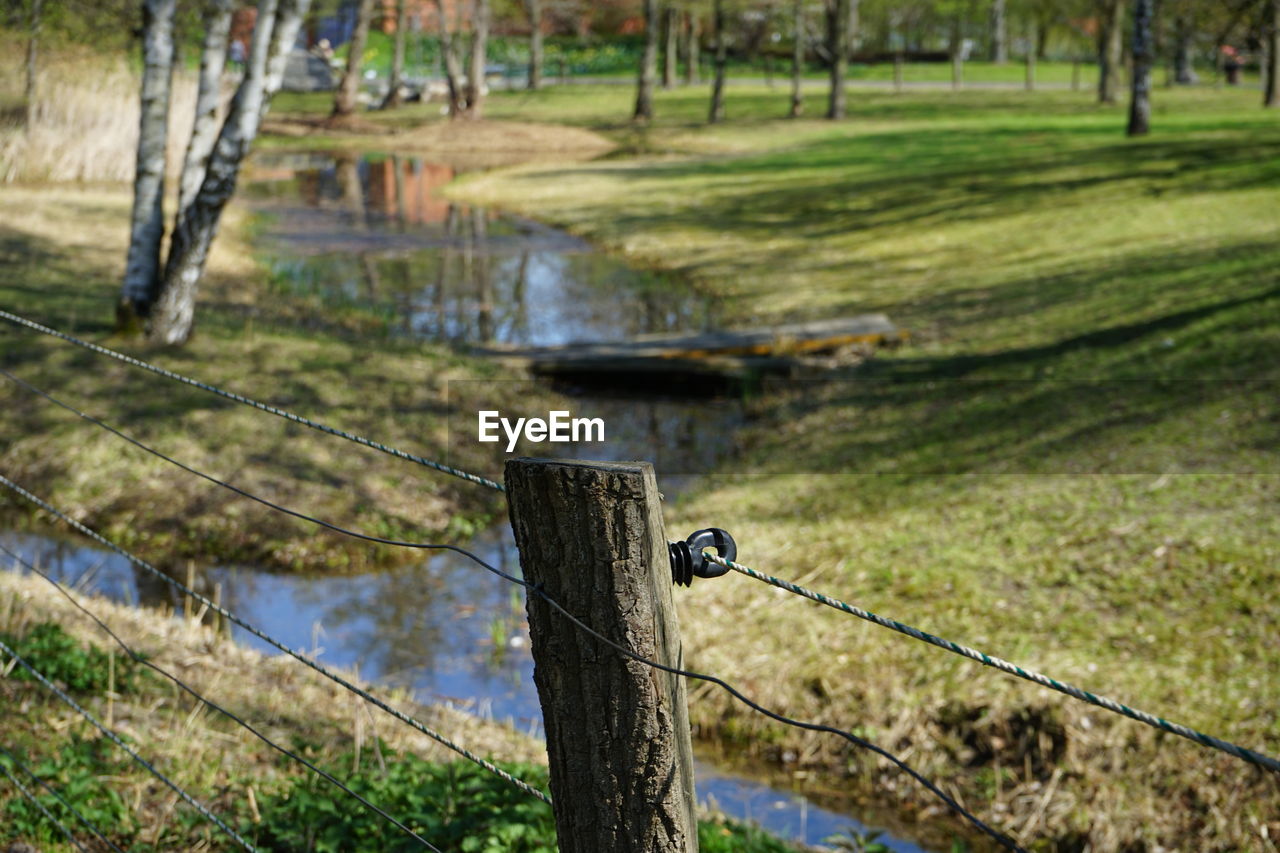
left=476, top=314, right=904, bottom=379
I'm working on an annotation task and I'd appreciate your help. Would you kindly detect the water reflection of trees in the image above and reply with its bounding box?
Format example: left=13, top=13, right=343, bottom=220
left=256, top=153, right=720, bottom=348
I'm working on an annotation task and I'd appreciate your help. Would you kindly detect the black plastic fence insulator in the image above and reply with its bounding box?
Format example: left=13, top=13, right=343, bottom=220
left=669, top=528, right=736, bottom=586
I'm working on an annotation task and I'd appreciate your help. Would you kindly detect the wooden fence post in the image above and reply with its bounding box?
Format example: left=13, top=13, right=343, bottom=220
left=505, top=458, right=698, bottom=853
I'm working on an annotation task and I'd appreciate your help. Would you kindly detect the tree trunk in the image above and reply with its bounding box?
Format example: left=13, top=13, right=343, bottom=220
left=434, top=0, right=464, bottom=116
left=708, top=0, right=727, bottom=122
left=663, top=5, right=678, bottom=88
left=1266, top=0, right=1279, bottom=106
left=989, top=0, right=1006, bottom=63
left=1098, top=0, right=1125, bottom=103
left=634, top=0, right=659, bottom=121
left=149, top=0, right=311, bottom=345
left=684, top=11, right=700, bottom=84
left=1171, top=16, right=1196, bottom=84
left=1126, top=0, right=1153, bottom=135
left=827, top=0, right=849, bottom=118
left=465, top=0, right=489, bottom=117
left=332, top=0, right=374, bottom=118
left=382, top=0, right=407, bottom=107
left=118, top=0, right=177, bottom=328
left=24, top=0, right=42, bottom=129
left=179, top=0, right=234, bottom=222
left=950, top=15, right=963, bottom=91
left=505, top=459, right=698, bottom=853
left=789, top=0, right=804, bottom=117
left=526, top=0, right=543, bottom=89
left=1025, top=21, right=1036, bottom=90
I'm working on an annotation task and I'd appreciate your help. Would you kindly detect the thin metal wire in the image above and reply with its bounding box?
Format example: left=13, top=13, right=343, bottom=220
left=0, top=474, right=553, bottom=806
left=0, top=637, right=256, bottom=851
left=702, top=550, right=1280, bottom=776
left=0, top=367, right=479, bottom=554
left=0, top=742, right=128, bottom=853
left=0, top=747, right=92, bottom=853
left=0, top=308, right=504, bottom=491
left=0, top=543, right=444, bottom=852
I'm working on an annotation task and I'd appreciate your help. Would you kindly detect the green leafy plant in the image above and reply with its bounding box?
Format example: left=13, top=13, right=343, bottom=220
left=0, top=737, right=135, bottom=848
left=0, top=622, right=143, bottom=694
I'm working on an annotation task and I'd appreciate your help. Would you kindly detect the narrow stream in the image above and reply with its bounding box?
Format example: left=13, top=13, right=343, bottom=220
left=3, top=152, right=934, bottom=851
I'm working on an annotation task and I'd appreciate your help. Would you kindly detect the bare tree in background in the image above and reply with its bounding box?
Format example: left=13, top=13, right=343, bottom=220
left=1097, top=0, right=1125, bottom=103
left=683, top=10, right=700, bottom=84
left=119, top=0, right=312, bottom=343
left=1266, top=0, right=1279, bottom=106
left=119, top=0, right=176, bottom=329
left=708, top=0, right=727, bottom=121
left=1126, top=0, right=1153, bottom=135
left=382, top=0, right=408, bottom=107
left=179, top=0, right=234, bottom=216
left=465, top=0, right=490, bottom=117
left=826, top=0, right=850, bottom=118
left=663, top=4, right=678, bottom=88
left=525, top=0, right=544, bottom=89
left=634, top=0, right=659, bottom=120
left=24, top=0, right=43, bottom=129
left=789, top=0, right=804, bottom=117
left=434, top=0, right=465, bottom=115
left=332, top=0, right=374, bottom=119
left=989, top=0, right=1006, bottom=62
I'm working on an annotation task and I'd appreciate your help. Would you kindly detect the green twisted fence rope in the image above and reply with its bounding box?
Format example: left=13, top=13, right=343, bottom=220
left=701, top=550, right=1280, bottom=775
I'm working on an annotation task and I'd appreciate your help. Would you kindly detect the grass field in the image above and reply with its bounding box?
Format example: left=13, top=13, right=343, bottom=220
left=3, top=60, right=1278, bottom=849
left=440, top=84, right=1280, bottom=849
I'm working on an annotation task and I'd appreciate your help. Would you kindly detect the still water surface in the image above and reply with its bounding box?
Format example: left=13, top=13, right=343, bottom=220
left=4, top=151, right=934, bottom=850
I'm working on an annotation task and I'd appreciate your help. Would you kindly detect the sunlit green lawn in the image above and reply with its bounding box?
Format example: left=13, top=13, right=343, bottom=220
left=446, top=84, right=1280, bottom=847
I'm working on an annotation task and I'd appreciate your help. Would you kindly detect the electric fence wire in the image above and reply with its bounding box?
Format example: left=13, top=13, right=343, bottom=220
left=0, top=745, right=91, bottom=853
left=701, top=550, right=1280, bottom=776
left=0, top=473, right=1018, bottom=851
left=0, top=367, right=499, bottom=557
left=0, top=741, right=128, bottom=853
left=0, top=474, right=553, bottom=806
left=0, top=637, right=257, bottom=852
left=0, top=543, right=445, bottom=853
left=0, top=309, right=505, bottom=491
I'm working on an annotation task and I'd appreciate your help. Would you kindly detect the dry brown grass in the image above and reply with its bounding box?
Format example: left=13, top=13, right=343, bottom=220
left=0, top=39, right=197, bottom=184
left=0, top=567, right=546, bottom=809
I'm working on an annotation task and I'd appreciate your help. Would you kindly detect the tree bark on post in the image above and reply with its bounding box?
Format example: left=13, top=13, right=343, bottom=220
left=179, top=0, right=234, bottom=221
left=383, top=0, right=408, bottom=107
left=333, top=0, right=374, bottom=119
left=465, top=0, right=489, bottom=117
left=1098, top=0, right=1125, bottom=103
left=505, top=459, right=698, bottom=853
left=119, top=0, right=177, bottom=329
left=789, top=0, right=804, bottom=117
left=1126, top=0, right=1153, bottom=135
left=826, top=0, right=849, bottom=118
left=526, top=0, right=543, bottom=90
left=663, top=6, right=678, bottom=88
left=634, top=0, right=659, bottom=121
left=708, top=0, right=727, bottom=123
left=1266, top=0, right=1279, bottom=107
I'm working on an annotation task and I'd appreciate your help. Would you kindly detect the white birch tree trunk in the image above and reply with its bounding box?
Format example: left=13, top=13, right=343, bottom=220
left=119, top=0, right=177, bottom=326
left=149, top=0, right=311, bottom=345
left=178, top=0, right=234, bottom=222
